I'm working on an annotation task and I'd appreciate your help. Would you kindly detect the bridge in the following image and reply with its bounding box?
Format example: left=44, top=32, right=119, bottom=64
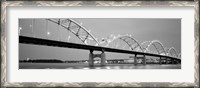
left=19, top=18, right=181, bottom=66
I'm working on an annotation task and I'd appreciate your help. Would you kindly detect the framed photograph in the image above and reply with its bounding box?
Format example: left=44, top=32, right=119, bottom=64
left=1, top=0, right=199, bottom=87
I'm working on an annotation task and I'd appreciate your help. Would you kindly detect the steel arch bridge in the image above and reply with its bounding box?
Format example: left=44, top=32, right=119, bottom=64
left=19, top=18, right=182, bottom=66
left=46, top=18, right=181, bottom=59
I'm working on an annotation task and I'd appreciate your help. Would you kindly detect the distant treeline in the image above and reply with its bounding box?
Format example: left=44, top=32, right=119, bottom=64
left=19, top=59, right=64, bottom=63
left=19, top=59, right=88, bottom=63
left=19, top=59, right=177, bottom=64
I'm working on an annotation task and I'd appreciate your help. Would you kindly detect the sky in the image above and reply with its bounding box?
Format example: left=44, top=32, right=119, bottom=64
left=19, top=18, right=181, bottom=61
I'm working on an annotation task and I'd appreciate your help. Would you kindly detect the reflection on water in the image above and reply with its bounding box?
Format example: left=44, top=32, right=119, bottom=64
left=19, top=63, right=181, bottom=69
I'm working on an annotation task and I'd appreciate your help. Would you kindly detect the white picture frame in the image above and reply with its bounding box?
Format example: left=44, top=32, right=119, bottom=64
left=1, top=1, right=199, bottom=87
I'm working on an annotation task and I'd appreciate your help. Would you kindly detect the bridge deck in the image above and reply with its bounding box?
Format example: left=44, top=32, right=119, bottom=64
left=19, top=36, right=180, bottom=61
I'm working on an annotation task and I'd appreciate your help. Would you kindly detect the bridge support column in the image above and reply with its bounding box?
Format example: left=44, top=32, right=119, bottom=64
left=101, top=50, right=106, bottom=66
left=143, top=54, right=146, bottom=65
left=166, top=57, right=168, bottom=64
left=89, top=50, right=106, bottom=67
left=134, top=54, right=137, bottom=66
left=174, top=60, right=176, bottom=64
left=159, top=57, right=162, bottom=65
left=171, top=58, right=174, bottom=64
left=89, top=50, right=94, bottom=66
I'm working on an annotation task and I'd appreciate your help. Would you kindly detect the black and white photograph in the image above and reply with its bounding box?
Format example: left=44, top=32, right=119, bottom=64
left=19, top=18, right=181, bottom=69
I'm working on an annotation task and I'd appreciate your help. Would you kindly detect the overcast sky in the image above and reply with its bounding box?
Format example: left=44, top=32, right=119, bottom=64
left=19, top=18, right=181, bottom=60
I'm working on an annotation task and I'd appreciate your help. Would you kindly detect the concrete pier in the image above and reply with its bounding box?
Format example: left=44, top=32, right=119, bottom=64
left=89, top=50, right=106, bottom=66
left=171, top=59, right=174, bottom=64
left=159, top=57, right=162, bottom=65
left=134, top=54, right=137, bottom=66
left=89, top=50, right=94, bottom=66
left=143, top=54, right=146, bottom=65
left=101, top=52, right=106, bottom=66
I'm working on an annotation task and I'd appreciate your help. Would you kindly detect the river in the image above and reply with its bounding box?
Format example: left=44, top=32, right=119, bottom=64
left=19, top=63, right=181, bottom=69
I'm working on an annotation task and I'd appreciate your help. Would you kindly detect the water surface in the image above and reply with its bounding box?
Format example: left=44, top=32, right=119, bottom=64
left=19, top=63, right=181, bottom=69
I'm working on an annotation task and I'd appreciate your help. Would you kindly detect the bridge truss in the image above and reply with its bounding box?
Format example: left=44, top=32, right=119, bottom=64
left=47, top=19, right=100, bottom=46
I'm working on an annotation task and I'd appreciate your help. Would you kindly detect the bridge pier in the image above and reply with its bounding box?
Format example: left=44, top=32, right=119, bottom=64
left=89, top=50, right=106, bottom=67
left=143, top=54, right=146, bottom=65
left=171, top=58, right=174, bottom=64
left=101, top=50, right=106, bottom=66
left=134, top=54, right=137, bottom=66
left=89, top=50, right=94, bottom=66
left=159, top=57, right=162, bottom=65
left=175, top=59, right=179, bottom=64
left=166, top=57, right=168, bottom=64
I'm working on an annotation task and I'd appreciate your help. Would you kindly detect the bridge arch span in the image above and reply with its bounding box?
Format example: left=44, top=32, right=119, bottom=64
left=140, top=41, right=151, bottom=50
left=46, top=19, right=100, bottom=46
left=143, top=40, right=167, bottom=55
left=167, top=47, right=179, bottom=58
left=101, top=35, right=144, bottom=52
left=178, top=53, right=181, bottom=58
